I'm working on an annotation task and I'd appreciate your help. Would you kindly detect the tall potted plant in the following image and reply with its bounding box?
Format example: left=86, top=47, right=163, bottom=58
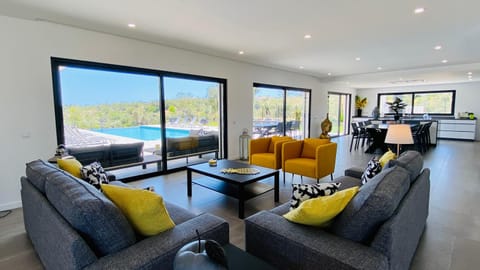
left=355, top=95, right=367, bottom=117
left=386, top=97, right=407, bottom=121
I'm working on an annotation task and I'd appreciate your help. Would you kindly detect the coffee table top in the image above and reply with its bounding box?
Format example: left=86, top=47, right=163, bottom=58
left=187, top=160, right=278, bottom=184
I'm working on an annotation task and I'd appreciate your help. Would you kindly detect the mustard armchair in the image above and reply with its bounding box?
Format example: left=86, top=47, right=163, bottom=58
left=282, top=138, right=337, bottom=183
left=249, top=136, right=292, bottom=171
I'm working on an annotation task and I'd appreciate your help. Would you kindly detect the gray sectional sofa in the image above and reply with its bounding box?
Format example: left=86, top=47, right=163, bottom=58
left=245, top=151, right=430, bottom=270
left=21, top=159, right=229, bottom=270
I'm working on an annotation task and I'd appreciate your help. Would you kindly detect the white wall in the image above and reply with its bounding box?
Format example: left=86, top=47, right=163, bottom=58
left=356, top=82, right=480, bottom=140
left=0, top=15, right=329, bottom=210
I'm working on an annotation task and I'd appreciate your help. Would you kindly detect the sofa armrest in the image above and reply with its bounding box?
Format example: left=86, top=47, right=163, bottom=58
left=344, top=167, right=364, bottom=179
left=245, top=210, right=388, bottom=270
left=86, top=213, right=229, bottom=270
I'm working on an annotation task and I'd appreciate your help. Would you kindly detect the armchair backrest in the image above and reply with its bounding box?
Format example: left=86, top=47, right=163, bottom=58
left=268, top=136, right=292, bottom=153
left=301, top=138, right=331, bottom=158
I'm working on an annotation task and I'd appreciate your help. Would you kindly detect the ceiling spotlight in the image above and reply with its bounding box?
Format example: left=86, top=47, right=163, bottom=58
left=127, top=23, right=136, bottom=28
left=434, top=45, right=442, bottom=50
left=441, top=59, right=448, bottom=63
left=304, top=34, right=312, bottom=39
left=468, top=75, right=472, bottom=79
left=377, top=67, right=383, bottom=70
left=299, top=66, right=304, bottom=69
left=467, top=72, right=473, bottom=75
left=327, top=72, right=332, bottom=76
left=355, top=57, right=361, bottom=61
left=238, top=50, right=245, bottom=55
left=469, top=78, right=473, bottom=81
left=414, top=7, right=425, bottom=14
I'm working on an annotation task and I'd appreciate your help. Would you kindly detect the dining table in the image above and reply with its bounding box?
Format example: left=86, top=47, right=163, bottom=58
left=364, top=123, right=418, bottom=154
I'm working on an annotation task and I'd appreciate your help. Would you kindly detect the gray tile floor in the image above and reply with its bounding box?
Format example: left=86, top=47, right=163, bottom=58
left=1, top=136, right=479, bottom=269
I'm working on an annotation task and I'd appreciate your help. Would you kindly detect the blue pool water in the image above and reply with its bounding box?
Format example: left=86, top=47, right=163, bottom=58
left=93, top=126, right=189, bottom=141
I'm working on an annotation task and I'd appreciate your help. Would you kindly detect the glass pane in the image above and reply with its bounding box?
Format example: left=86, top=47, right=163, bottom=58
left=379, top=94, right=413, bottom=116
left=163, top=77, right=220, bottom=169
left=328, top=94, right=340, bottom=136
left=59, top=66, right=162, bottom=177
left=413, top=92, right=454, bottom=114
left=252, top=87, right=285, bottom=138
left=286, top=90, right=308, bottom=139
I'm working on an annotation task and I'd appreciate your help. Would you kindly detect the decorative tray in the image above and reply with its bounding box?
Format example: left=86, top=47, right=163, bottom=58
left=220, top=168, right=260, bottom=175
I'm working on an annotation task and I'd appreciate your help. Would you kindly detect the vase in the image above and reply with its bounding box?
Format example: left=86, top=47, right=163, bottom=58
left=356, top=109, right=362, bottom=117
left=394, top=114, right=400, bottom=121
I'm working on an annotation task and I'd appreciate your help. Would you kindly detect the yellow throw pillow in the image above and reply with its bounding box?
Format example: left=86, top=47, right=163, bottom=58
left=101, top=184, right=175, bottom=236
left=283, top=186, right=359, bottom=226
left=57, top=158, right=83, bottom=178
left=379, top=149, right=397, bottom=167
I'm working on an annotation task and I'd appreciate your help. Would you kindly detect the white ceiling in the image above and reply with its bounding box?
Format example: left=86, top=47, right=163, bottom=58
left=1, top=0, right=480, bottom=88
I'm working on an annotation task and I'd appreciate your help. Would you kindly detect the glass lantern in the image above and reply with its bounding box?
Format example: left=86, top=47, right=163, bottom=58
left=239, top=128, right=250, bottom=161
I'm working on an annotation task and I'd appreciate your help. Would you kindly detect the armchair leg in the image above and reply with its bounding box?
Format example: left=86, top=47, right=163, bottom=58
left=300, top=175, right=303, bottom=183
left=283, top=171, right=286, bottom=184
left=330, top=174, right=334, bottom=181
left=316, top=178, right=319, bottom=183
left=291, top=173, right=294, bottom=184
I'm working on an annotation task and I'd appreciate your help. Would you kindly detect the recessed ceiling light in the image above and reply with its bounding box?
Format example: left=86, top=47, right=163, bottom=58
left=327, top=72, right=332, bottom=76
left=469, top=78, right=473, bottom=81
left=434, top=45, right=442, bottom=50
left=377, top=67, right=383, bottom=70
left=467, top=72, right=473, bottom=75
left=468, top=75, right=472, bottom=79
left=441, top=59, right=448, bottom=63
left=414, top=7, right=425, bottom=14
left=304, top=34, right=312, bottom=39
left=238, top=50, right=245, bottom=55
left=355, top=57, right=361, bottom=61
left=299, top=66, right=304, bottom=69
left=127, top=23, right=136, bottom=28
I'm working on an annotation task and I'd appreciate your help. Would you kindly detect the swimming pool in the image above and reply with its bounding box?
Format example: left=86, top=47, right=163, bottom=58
left=93, top=126, right=190, bottom=141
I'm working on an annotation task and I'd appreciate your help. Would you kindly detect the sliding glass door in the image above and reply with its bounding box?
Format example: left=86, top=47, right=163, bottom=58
left=253, top=83, right=311, bottom=139
left=328, top=92, right=351, bottom=137
left=52, top=58, right=226, bottom=180
left=163, top=76, right=222, bottom=169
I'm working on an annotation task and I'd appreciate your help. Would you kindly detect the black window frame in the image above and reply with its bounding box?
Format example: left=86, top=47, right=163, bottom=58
left=253, top=82, right=312, bottom=138
left=51, top=57, right=228, bottom=175
left=377, top=90, right=456, bottom=116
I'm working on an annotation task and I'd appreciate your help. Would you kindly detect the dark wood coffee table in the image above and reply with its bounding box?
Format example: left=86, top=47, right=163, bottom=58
left=187, top=160, right=279, bottom=218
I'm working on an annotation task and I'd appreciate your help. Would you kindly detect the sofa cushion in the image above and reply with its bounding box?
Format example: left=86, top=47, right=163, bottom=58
left=361, top=158, right=382, bottom=185
left=386, top=150, right=423, bottom=183
left=378, top=149, right=396, bottom=168
left=284, top=187, right=359, bottom=226
left=25, top=159, right=59, bottom=194
left=57, top=158, right=83, bottom=178
left=80, top=162, right=109, bottom=189
left=101, top=184, right=175, bottom=236
left=331, top=166, right=411, bottom=244
left=45, top=170, right=136, bottom=256
left=289, top=182, right=341, bottom=210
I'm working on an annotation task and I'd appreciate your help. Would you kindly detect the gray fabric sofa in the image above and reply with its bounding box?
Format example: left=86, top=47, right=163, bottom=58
left=21, top=159, right=229, bottom=270
left=245, top=151, right=430, bottom=270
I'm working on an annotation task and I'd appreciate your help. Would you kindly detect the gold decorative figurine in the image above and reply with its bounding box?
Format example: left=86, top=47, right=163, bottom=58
left=320, top=113, right=332, bottom=139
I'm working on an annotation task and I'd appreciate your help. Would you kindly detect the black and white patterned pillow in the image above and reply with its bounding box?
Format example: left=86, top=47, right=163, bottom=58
left=290, top=182, right=341, bottom=210
left=361, top=158, right=382, bottom=185
left=80, top=162, right=109, bottom=189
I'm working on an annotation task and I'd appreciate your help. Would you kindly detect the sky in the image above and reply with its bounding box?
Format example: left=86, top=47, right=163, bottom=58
left=59, top=67, right=219, bottom=105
